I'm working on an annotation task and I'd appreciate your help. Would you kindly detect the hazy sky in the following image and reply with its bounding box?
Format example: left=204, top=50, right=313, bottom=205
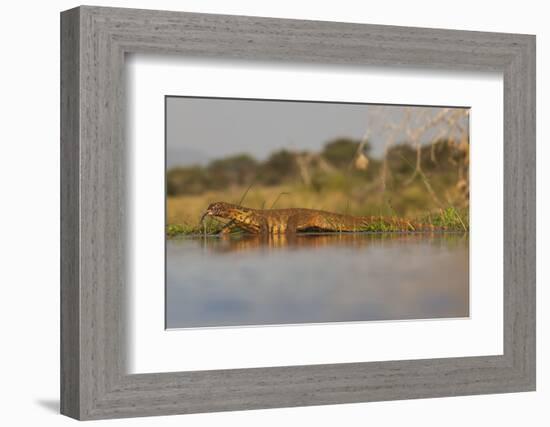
left=166, top=96, right=468, bottom=168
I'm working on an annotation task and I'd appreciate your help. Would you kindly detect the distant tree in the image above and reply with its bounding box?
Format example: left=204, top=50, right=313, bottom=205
left=321, top=138, right=370, bottom=168
left=207, top=154, right=258, bottom=189
left=166, top=166, right=210, bottom=196
left=258, top=149, right=298, bottom=185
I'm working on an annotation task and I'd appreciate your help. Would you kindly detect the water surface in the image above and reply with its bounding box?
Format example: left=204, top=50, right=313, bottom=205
left=166, top=233, right=469, bottom=328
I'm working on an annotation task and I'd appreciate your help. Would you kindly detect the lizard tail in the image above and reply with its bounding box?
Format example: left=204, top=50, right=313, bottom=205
left=358, top=216, right=448, bottom=232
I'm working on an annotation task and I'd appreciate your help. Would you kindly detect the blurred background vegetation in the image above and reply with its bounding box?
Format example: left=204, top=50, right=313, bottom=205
left=166, top=108, right=469, bottom=229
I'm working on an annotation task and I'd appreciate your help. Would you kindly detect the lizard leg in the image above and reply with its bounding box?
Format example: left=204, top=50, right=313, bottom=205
left=258, top=217, right=270, bottom=234
left=216, top=218, right=237, bottom=234
left=285, top=215, right=299, bottom=234
left=219, top=224, right=242, bottom=234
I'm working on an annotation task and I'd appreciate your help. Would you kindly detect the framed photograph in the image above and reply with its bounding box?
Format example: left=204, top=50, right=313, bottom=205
left=165, top=97, right=471, bottom=329
left=60, top=6, right=535, bottom=420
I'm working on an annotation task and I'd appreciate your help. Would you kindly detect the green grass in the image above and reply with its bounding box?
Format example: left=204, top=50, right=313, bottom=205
left=166, top=218, right=224, bottom=238
left=357, top=220, right=412, bottom=233
left=166, top=217, right=251, bottom=238
left=417, top=207, right=469, bottom=232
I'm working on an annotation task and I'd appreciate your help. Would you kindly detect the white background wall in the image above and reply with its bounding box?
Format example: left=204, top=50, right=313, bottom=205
left=0, top=0, right=547, bottom=425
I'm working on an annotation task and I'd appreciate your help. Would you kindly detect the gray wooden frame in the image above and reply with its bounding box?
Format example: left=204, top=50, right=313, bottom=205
left=60, top=5, right=536, bottom=420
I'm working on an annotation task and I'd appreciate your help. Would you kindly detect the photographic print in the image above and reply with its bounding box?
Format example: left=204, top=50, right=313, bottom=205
left=165, top=97, right=470, bottom=329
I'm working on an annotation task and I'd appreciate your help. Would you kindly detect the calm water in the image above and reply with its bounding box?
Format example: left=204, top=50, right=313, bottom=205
left=166, top=233, right=469, bottom=329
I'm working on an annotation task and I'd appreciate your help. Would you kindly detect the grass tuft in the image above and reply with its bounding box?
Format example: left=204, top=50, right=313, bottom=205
left=166, top=218, right=220, bottom=238
left=357, top=220, right=405, bottom=233
left=418, top=207, right=469, bottom=231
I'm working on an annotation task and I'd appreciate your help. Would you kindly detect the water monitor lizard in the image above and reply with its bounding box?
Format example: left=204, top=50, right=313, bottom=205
left=201, top=201, right=447, bottom=234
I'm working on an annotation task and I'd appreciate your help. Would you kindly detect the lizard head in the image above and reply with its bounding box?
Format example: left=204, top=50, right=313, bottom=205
left=200, top=201, right=249, bottom=223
